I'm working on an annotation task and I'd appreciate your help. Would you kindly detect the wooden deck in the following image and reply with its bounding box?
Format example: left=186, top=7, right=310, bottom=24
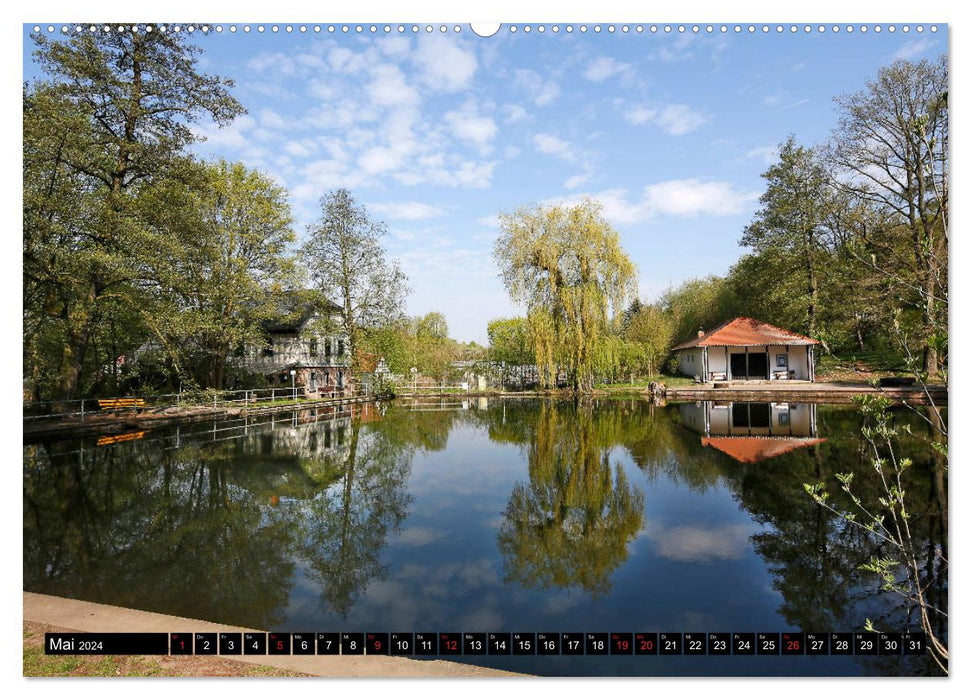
left=666, top=380, right=947, bottom=404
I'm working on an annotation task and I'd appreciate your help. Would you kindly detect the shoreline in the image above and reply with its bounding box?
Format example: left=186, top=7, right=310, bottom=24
left=23, top=592, right=526, bottom=678
left=22, top=381, right=946, bottom=441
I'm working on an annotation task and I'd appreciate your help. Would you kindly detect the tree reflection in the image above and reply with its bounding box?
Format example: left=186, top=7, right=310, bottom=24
left=496, top=402, right=644, bottom=597
left=23, top=438, right=300, bottom=629
left=297, top=416, right=413, bottom=618
left=718, top=406, right=948, bottom=674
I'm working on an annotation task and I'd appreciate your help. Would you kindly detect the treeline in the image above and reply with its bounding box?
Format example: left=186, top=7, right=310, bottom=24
left=489, top=57, right=947, bottom=386
left=23, top=29, right=468, bottom=402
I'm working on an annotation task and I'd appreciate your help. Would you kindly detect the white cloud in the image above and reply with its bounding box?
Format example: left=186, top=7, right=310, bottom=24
left=259, top=109, right=288, bottom=130
left=395, top=526, right=445, bottom=546
left=651, top=34, right=696, bottom=63
left=378, top=35, right=412, bottom=59
left=583, top=56, right=633, bottom=82
left=622, top=102, right=708, bottom=135
left=564, top=173, right=592, bottom=190
left=370, top=201, right=448, bottom=220
left=290, top=158, right=363, bottom=203
left=444, top=101, right=498, bottom=151
left=546, top=179, right=759, bottom=224
left=653, top=524, right=752, bottom=562
left=359, top=145, right=405, bottom=175
left=366, top=64, right=419, bottom=107
left=543, top=189, right=650, bottom=224
left=894, top=38, right=935, bottom=60
left=502, top=104, right=529, bottom=124
left=476, top=214, right=499, bottom=228
left=194, top=114, right=257, bottom=149
left=654, top=104, right=709, bottom=135
left=412, top=34, right=477, bottom=91
left=642, top=179, right=759, bottom=217
left=513, top=69, right=560, bottom=106
left=247, top=52, right=297, bottom=76
left=328, top=46, right=368, bottom=74
left=283, top=139, right=318, bottom=158
left=533, top=133, right=575, bottom=161
left=624, top=105, right=657, bottom=126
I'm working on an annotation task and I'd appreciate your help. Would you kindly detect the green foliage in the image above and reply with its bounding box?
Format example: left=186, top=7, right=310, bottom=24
left=135, top=158, right=298, bottom=389
left=24, top=27, right=244, bottom=399
left=493, top=199, right=637, bottom=392
left=302, top=189, right=410, bottom=371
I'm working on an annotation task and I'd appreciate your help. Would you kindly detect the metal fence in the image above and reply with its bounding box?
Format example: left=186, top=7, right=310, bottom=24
left=23, top=385, right=370, bottom=423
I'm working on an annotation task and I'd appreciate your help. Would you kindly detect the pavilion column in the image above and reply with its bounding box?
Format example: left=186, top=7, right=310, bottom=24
left=766, top=345, right=770, bottom=380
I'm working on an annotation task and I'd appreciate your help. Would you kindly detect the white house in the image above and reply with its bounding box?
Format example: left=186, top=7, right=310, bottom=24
left=672, top=317, right=821, bottom=382
left=235, top=298, right=353, bottom=396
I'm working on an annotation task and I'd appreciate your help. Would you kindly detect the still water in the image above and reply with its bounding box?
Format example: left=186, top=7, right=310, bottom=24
left=23, top=398, right=947, bottom=676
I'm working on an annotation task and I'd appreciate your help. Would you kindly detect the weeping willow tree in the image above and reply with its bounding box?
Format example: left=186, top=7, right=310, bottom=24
left=493, top=200, right=637, bottom=393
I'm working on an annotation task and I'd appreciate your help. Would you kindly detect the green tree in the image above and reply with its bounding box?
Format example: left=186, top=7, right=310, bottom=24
left=487, top=317, right=533, bottom=387
left=660, top=276, right=735, bottom=348
left=493, top=199, right=637, bottom=392
left=829, top=57, right=948, bottom=375
left=25, top=27, right=243, bottom=399
left=741, top=136, right=832, bottom=338
left=409, top=312, right=457, bottom=378
left=136, top=159, right=297, bottom=388
left=624, top=303, right=676, bottom=378
left=302, top=189, right=410, bottom=372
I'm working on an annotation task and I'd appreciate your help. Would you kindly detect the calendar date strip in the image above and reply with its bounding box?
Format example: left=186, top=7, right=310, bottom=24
left=45, top=631, right=927, bottom=657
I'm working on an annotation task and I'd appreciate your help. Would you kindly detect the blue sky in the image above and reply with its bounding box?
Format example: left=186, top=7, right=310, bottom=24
left=22, top=23, right=948, bottom=343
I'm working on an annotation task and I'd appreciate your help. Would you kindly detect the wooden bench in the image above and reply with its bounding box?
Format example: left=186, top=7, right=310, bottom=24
left=709, top=372, right=727, bottom=382
left=97, top=398, right=146, bottom=412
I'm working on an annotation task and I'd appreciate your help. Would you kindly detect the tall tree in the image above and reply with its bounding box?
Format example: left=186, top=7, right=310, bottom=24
left=136, top=159, right=297, bottom=388
left=493, top=199, right=637, bottom=393
left=302, top=189, right=410, bottom=372
left=25, top=27, right=243, bottom=398
left=829, top=57, right=948, bottom=375
left=741, top=136, right=831, bottom=338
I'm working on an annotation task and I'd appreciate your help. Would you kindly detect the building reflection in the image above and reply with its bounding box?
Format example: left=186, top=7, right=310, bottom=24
left=679, top=401, right=824, bottom=463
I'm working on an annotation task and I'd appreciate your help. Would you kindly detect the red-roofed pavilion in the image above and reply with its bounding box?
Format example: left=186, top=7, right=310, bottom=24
left=672, top=317, right=821, bottom=382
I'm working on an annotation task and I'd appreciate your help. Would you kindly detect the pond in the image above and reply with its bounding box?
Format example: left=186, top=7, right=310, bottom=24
left=22, top=398, right=947, bottom=676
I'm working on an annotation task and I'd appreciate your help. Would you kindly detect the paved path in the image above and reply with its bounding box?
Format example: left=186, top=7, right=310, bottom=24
left=23, top=592, right=526, bottom=678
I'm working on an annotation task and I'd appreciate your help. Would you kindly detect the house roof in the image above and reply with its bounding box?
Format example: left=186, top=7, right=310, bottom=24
left=672, top=317, right=821, bottom=351
left=263, top=294, right=342, bottom=334
left=701, top=436, right=827, bottom=463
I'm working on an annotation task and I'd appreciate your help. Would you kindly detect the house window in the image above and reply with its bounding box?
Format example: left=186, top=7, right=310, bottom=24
left=338, top=339, right=346, bottom=358
left=262, top=346, right=274, bottom=358
left=310, top=339, right=318, bottom=357
left=324, top=339, right=332, bottom=357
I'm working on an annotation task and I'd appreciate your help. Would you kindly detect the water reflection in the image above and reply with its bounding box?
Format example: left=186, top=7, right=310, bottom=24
left=23, top=404, right=410, bottom=626
left=22, top=398, right=947, bottom=676
left=496, top=402, right=645, bottom=597
left=680, top=401, right=824, bottom=463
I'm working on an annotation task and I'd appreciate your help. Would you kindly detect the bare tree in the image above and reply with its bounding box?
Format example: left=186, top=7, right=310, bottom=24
left=302, top=189, right=410, bottom=369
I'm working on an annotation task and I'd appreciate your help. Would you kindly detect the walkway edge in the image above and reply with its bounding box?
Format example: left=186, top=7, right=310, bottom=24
left=23, top=592, right=528, bottom=678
